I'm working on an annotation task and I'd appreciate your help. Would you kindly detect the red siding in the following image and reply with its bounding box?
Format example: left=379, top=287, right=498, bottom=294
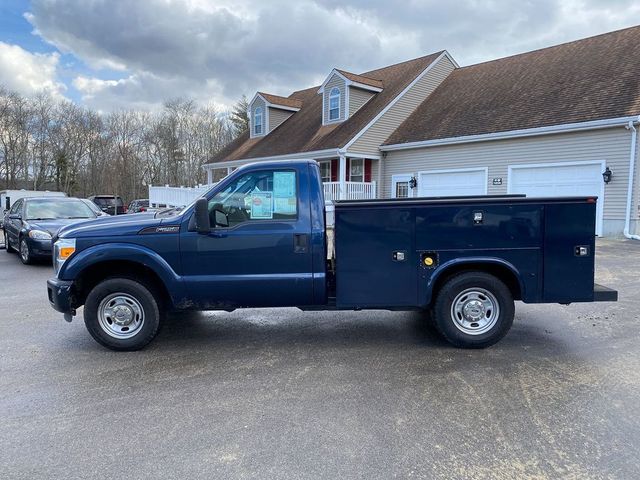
left=330, top=159, right=338, bottom=182
left=364, top=159, right=372, bottom=182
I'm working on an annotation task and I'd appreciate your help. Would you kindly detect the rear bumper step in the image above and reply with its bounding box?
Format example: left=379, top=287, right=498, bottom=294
left=593, top=283, right=618, bottom=302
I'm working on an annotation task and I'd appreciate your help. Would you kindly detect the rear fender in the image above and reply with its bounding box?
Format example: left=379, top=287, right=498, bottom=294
left=424, top=257, right=527, bottom=305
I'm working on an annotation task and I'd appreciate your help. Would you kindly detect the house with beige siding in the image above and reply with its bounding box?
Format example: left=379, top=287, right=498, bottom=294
left=197, top=25, right=640, bottom=237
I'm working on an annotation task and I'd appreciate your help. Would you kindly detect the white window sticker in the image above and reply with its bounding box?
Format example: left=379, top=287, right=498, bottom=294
left=250, top=192, right=273, bottom=219
left=273, top=171, right=296, bottom=198
left=274, top=196, right=297, bottom=215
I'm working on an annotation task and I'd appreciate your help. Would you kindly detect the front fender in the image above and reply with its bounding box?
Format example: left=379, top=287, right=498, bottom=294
left=59, top=242, right=184, bottom=302
left=424, top=257, right=528, bottom=305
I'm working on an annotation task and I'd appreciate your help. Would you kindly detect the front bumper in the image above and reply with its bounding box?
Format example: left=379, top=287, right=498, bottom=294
left=29, top=238, right=53, bottom=257
left=47, top=277, right=76, bottom=314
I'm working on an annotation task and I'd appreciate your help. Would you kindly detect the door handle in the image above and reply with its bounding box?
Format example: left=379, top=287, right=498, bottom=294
left=294, top=234, right=308, bottom=253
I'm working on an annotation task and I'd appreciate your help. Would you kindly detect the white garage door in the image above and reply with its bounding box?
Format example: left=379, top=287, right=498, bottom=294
left=508, top=161, right=604, bottom=236
left=418, top=168, right=488, bottom=197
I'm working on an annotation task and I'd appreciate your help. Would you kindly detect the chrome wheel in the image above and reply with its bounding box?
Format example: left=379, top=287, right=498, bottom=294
left=450, top=287, right=500, bottom=335
left=97, top=293, right=145, bottom=339
left=20, top=239, right=30, bottom=263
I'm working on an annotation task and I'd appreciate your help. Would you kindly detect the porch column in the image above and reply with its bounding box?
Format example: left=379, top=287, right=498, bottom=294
left=339, top=154, right=347, bottom=200
left=206, top=167, right=213, bottom=185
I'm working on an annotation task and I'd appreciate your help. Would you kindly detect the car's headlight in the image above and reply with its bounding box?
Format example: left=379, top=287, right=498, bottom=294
left=29, top=230, right=52, bottom=240
left=53, top=238, right=76, bottom=276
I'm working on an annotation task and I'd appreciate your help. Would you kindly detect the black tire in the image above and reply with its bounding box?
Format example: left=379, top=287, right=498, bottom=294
left=432, top=272, right=514, bottom=349
left=84, top=278, right=163, bottom=351
left=4, top=230, right=16, bottom=253
left=19, top=237, right=33, bottom=264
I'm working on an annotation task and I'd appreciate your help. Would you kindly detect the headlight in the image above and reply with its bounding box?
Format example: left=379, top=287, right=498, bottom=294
left=54, top=238, right=76, bottom=276
left=29, top=229, right=52, bottom=240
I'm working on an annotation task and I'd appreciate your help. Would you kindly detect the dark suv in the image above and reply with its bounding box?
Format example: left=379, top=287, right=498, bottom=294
left=127, top=199, right=149, bottom=213
left=88, top=195, right=126, bottom=215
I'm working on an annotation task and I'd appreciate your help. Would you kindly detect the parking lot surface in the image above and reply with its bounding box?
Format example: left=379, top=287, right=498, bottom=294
left=1, top=239, right=639, bottom=479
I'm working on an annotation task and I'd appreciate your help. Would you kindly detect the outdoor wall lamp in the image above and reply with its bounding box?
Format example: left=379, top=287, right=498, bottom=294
left=602, top=167, right=612, bottom=184
left=409, top=176, right=418, bottom=189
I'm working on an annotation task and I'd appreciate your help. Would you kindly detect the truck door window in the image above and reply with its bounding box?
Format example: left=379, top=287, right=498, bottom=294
left=208, top=170, right=298, bottom=227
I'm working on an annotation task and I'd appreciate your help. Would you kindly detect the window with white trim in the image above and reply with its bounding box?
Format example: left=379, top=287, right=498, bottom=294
left=254, top=106, right=263, bottom=135
left=319, top=161, right=332, bottom=183
left=329, top=87, right=340, bottom=121
left=395, top=182, right=409, bottom=198
left=349, top=158, right=364, bottom=182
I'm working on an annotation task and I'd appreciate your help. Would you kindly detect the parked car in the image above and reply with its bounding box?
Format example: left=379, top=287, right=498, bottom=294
left=46, top=160, right=617, bottom=351
left=3, top=197, right=98, bottom=264
left=81, top=198, right=110, bottom=217
left=88, top=195, right=126, bottom=215
left=127, top=199, right=149, bottom=213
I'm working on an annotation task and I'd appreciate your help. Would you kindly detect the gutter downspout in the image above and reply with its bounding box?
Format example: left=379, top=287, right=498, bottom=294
left=623, top=116, right=640, bottom=240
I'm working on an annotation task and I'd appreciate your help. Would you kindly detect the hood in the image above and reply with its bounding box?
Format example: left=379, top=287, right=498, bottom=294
left=57, top=212, right=178, bottom=239
left=28, top=217, right=96, bottom=236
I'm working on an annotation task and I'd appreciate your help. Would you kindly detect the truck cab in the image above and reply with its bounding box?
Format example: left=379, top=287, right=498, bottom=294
left=47, top=160, right=616, bottom=351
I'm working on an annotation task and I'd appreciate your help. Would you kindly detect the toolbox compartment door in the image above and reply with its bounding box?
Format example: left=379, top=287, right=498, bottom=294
left=543, top=201, right=596, bottom=302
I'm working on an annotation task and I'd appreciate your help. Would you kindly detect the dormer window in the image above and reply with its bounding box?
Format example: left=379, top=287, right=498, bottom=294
left=254, top=106, right=263, bottom=135
left=329, top=88, right=340, bottom=121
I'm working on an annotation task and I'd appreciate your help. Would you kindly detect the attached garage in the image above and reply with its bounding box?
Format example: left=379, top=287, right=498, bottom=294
left=418, top=167, right=488, bottom=197
left=508, top=161, right=605, bottom=236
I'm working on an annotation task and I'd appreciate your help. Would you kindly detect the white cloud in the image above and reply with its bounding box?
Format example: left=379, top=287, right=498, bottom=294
left=22, top=0, right=640, bottom=110
left=0, top=42, right=66, bottom=97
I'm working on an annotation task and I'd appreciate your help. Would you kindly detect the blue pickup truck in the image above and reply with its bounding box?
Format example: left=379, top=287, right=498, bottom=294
left=47, top=160, right=617, bottom=351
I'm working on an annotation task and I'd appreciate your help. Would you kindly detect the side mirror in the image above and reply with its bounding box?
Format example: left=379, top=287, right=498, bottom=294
left=214, top=209, right=229, bottom=228
left=194, top=197, right=210, bottom=234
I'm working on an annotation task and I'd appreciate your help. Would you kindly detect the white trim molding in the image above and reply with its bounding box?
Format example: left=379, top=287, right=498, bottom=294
left=381, top=116, right=640, bottom=152
left=343, top=51, right=455, bottom=151
left=317, top=69, right=383, bottom=95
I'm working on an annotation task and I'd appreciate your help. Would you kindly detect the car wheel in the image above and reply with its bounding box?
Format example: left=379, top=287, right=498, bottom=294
left=19, top=237, right=33, bottom=264
left=433, top=272, right=514, bottom=349
left=84, top=278, right=163, bottom=351
left=4, top=230, right=16, bottom=253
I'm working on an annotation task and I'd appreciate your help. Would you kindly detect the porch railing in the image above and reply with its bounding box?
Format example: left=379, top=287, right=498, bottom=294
left=323, top=181, right=376, bottom=201
left=149, top=180, right=376, bottom=207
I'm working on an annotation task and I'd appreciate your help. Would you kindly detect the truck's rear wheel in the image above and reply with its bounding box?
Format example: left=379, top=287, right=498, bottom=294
left=84, top=278, right=162, bottom=351
left=433, top=272, right=514, bottom=348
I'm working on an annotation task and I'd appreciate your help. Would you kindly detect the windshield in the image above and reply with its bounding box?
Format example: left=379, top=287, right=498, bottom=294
left=26, top=199, right=96, bottom=220
left=94, top=197, right=124, bottom=207
left=83, top=200, right=102, bottom=214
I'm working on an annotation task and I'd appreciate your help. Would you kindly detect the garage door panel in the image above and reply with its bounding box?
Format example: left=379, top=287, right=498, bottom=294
left=509, top=162, right=603, bottom=236
left=418, top=169, right=487, bottom=197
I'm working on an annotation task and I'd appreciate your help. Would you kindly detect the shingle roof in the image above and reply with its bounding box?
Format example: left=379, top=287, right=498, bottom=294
left=384, top=25, right=640, bottom=146
left=335, top=70, right=384, bottom=89
left=210, top=52, right=443, bottom=163
left=258, top=92, right=302, bottom=109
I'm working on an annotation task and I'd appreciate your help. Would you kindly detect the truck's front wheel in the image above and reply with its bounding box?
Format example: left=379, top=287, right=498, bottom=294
left=433, top=272, right=514, bottom=348
left=84, top=278, right=162, bottom=351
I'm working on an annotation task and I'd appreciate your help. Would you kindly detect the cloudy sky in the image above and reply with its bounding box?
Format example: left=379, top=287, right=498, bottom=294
left=1, top=0, right=639, bottom=112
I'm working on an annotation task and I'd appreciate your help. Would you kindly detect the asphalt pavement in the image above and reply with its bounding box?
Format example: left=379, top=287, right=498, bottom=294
left=1, top=239, right=639, bottom=479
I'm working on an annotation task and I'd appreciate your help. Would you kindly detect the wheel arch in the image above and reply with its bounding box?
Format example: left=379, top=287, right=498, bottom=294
left=61, top=243, right=182, bottom=309
left=426, top=258, right=524, bottom=305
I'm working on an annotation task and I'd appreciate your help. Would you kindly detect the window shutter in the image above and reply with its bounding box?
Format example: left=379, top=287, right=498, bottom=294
left=364, top=159, right=372, bottom=182
left=330, top=159, right=338, bottom=182
left=346, top=158, right=350, bottom=181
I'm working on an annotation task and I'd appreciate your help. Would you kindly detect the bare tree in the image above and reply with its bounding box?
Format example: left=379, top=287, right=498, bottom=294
left=0, top=83, right=237, bottom=201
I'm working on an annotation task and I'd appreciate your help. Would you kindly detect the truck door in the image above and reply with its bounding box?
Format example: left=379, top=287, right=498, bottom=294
left=180, top=166, right=314, bottom=308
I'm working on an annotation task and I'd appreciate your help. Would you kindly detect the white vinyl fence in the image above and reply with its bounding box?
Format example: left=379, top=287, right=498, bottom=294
left=149, top=184, right=214, bottom=208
